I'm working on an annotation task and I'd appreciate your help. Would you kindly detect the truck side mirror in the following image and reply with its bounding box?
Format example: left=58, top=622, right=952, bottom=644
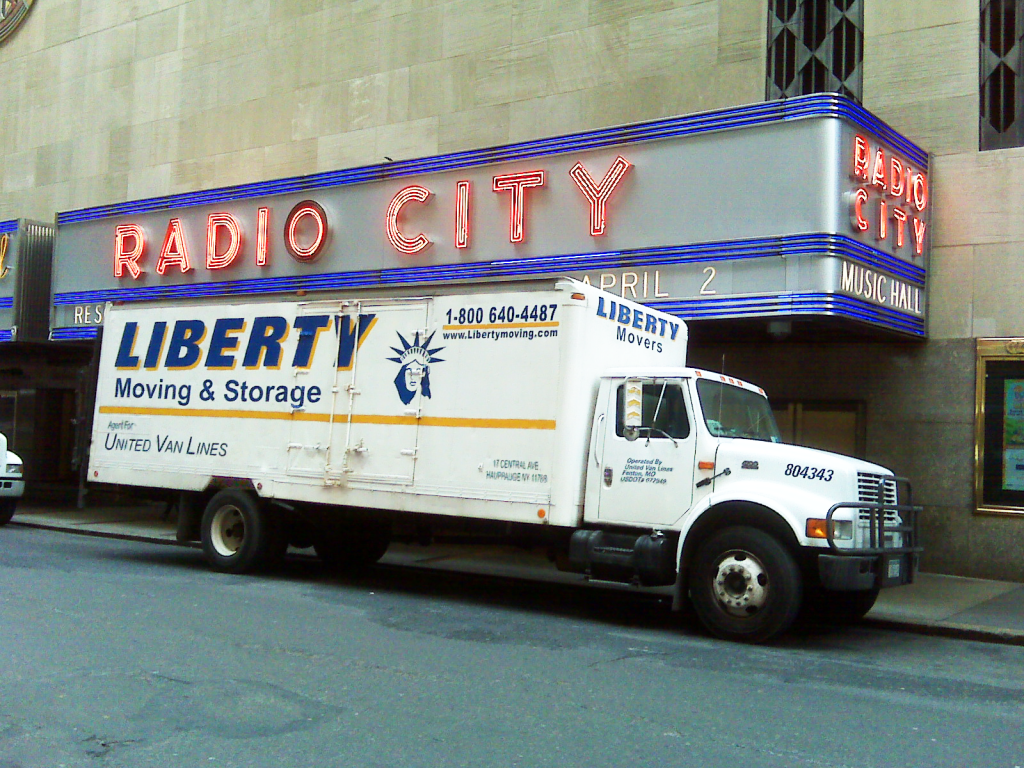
left=623, top=379, right=642, bottom=442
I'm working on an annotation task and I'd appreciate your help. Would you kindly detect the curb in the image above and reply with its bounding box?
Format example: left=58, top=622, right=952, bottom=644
left=8, top=519, right=191, bottom=548
left=863, top=617, right=1024, bottom=647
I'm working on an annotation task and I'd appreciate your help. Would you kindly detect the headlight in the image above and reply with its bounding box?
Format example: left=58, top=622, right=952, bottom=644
left=831, top=520, right=853, bottom=540
left=5, top=463, right=22, bottom=475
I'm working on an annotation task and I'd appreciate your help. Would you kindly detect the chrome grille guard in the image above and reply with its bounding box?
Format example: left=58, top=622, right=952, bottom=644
left=825, top=475, right=923, bottom=556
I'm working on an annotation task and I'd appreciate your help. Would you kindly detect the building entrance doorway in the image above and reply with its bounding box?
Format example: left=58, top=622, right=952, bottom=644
left=771, top=401, right=865, bottom=459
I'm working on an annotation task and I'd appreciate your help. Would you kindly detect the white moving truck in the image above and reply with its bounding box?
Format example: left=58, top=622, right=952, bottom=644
left=88, top=278, right=919, bottom=642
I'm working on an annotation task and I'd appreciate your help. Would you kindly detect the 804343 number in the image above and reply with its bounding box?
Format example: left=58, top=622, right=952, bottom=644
left=784, top=464, right=834, bottom=482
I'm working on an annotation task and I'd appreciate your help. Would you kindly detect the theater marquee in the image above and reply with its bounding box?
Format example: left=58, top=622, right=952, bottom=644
left=51, top=95, right=930, bottom=340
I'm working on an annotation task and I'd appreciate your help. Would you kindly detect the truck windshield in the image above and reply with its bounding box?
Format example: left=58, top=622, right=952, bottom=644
left=696, top=379, right=781, bottom=442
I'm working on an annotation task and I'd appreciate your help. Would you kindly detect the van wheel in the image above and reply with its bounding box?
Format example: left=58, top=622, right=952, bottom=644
left=0, top=499, right=15, bottom=526
left=314, top=523, right=391, bottom=572
left=689, top=526, right=802, bottom=643
left=201, top=490, right=285, bottom=574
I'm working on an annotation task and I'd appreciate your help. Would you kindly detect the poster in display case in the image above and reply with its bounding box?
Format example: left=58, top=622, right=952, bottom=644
left=977, top=340, right=1024, bottom=512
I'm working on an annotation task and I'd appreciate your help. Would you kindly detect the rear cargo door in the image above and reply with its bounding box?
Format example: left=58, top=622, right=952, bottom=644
left=328, top=300, right=432, bottom=485
left=286, top=301, right=343, bottom=479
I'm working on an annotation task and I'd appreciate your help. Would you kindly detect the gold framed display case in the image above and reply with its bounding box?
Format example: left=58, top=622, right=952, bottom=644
left=976, top=338, right=1024, bottom=515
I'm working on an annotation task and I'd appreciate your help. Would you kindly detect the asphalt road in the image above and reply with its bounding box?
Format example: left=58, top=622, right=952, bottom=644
left=1, top=526, right=1023, bottom=768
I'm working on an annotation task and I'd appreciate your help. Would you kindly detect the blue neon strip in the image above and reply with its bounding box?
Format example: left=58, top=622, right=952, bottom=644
left=50, top=292, right=921, bottom=340
left=0, top=330, right=12, bottom=342
left=55, top=94, right=927, bottom=226
left=0, top=298, right=13, bottom=309
left=51, top=233, right=924, bottom=307
left=0, top=220, right=17, bottom=235
left=51, top=327, right=98, bottom=341
left=650, top=293, right=924, bottom=336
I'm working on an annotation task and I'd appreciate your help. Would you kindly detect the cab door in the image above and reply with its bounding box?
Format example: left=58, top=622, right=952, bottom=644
left=596, top=379, right=696, bottom=526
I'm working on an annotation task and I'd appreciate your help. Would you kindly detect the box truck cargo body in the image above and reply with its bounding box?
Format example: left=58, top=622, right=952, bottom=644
left=93, top=279, right=685, bottom=524
left=89, top=279, right=919, bottom=642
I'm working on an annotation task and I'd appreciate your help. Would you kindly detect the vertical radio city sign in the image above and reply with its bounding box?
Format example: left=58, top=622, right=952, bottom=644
left=52, top=96, right=932, bottom=339
left=847, top=134, right=928, bottom=258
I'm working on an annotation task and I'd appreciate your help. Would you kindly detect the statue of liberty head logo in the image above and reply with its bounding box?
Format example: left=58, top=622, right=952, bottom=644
left=387, top=331, right=444, bottom=405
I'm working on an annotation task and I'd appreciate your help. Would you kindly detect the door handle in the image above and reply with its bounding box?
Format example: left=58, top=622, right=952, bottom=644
left=593, top=413, right=606, bottom=466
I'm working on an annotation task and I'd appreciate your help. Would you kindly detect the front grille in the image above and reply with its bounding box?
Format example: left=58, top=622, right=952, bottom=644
left=857, top=472, right=897, bottom=504
left=856, top=472, right=902, bottom=549
left=857, top=472, right=898, bottom=517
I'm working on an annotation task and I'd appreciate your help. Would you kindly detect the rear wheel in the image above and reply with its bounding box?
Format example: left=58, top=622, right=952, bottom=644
left=200, top=489, right=285, bottom=574
left=689, top=526, right=802, bottom=643
left=0, top=499, right=15, bottom=526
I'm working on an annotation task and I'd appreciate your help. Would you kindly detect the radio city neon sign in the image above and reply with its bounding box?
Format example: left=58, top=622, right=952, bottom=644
left=112, top=157, right=633, bottom=278
left=848, top=135, right=928, bottom=257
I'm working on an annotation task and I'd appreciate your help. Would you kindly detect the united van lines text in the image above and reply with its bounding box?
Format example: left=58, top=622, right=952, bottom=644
left=104, top=433, right=228, bottom=456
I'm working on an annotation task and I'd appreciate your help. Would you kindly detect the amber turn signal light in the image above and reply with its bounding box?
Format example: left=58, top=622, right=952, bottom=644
left=806, top=519, right=829, bottom=539
left=698, top=461, right=715, bottom=471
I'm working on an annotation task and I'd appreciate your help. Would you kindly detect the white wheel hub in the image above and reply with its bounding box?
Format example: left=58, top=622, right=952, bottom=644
left=210, top=505, right=245, bottom=557
left=712, top=550, right=769, bottom=617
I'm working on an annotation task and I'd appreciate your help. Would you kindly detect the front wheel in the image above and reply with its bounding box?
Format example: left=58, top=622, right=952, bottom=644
left=0, top=499, right=15, bottom=526
left=689, top=526, right=802, bottom=643
left=200, top=489, right=285, bottom=574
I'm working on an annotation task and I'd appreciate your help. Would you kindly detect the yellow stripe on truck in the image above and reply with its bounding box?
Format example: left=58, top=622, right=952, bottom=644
left=97, top=405, right=556, bottom=430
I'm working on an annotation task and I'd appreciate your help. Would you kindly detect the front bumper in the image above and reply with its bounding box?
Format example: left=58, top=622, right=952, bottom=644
left=0, top=478, right=25, bottom=498
left=818, top=475, right=922, bottom=591
left=819, top=551, right=918, bottom=590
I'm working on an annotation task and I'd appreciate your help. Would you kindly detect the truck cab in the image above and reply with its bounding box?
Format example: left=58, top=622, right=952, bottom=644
left=574, top=367, right=920, bottom=642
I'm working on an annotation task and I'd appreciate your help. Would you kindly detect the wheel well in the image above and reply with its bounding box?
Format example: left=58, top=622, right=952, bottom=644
left=176, top=480, right=256, bottom=543
left=680, top=502, right=802, bottom=572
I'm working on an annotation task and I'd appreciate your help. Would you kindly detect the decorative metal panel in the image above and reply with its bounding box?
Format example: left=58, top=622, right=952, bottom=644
left=767, top=0, right=863, bottom=103
left=981, top=0, right=1024, bottom=150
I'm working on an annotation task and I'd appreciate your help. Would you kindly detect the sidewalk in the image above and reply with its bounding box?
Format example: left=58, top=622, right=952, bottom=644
left=8, top=501, right=1024, bottom=645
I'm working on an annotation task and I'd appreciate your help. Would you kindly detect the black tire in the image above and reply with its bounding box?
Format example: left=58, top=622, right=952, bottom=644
left=803, top=584, right=879, bottom=624
left=689, top=526, right=802, bottom=643
left=314, top=522, right=391, bottom=572
left=200, top=489, right=286, bottom=574
left=0, top=499, right=15, bottom=526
